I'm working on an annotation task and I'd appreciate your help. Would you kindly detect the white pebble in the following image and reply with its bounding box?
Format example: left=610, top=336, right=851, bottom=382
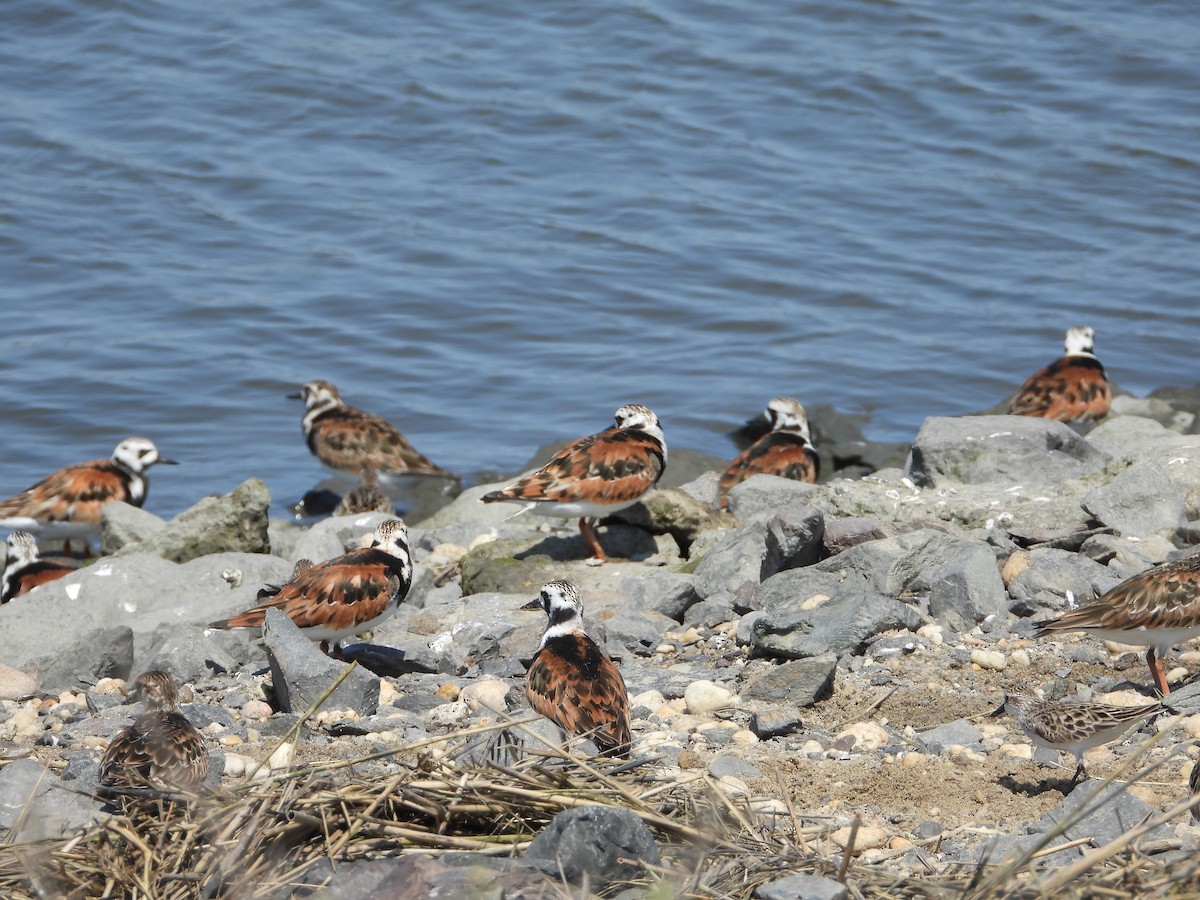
left=268, top=742, right=294, bottom=771
left=970, top=649, right=1007, bottom=672
left=684, top=680, right=737, bottom=714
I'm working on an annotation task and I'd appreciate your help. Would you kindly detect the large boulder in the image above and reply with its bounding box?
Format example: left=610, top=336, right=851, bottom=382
left=907, top=416, right=1108, bottom=488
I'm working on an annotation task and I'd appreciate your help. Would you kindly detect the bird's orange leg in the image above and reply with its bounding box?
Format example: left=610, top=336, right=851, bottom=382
left=1148, top=648, right=1170, bottom=696
left=578, top=518, right=607, bottom=562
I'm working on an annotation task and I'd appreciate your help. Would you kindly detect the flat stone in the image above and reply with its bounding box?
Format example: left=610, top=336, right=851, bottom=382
left=750, top=706, right=805, bottom=739
left=727, top=477, right=820, bottom=521
left=100, top=502, right=167, bottom=554
left=917, top=718, right=984, bottom=754
left=755, top=873, right=848, bottom=900
left=708, top=754, right=763, bottom=780
left=1007, top=548, right=1122, bottom=618
left=289, top=853, right=548, bottom=899
left=0, top=664, right=39, bottom=701
left=742, top=655, right=837, bottom=706
left=35, top=625, right=134, bottom=692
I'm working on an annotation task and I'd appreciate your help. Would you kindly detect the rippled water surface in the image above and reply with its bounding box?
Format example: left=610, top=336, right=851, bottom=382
left=3, top=0, right=1199, bottom=517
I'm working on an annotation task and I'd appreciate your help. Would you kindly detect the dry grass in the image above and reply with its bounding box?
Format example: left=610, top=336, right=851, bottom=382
left=4, top=687, right=1200, bottom=899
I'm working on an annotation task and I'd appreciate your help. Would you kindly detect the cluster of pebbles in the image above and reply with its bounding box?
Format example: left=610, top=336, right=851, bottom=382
left=5, top=388, right=1200, bottom=885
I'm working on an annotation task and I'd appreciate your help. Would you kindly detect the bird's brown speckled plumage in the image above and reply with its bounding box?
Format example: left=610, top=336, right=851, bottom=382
left=1008, top=326, right=1111, bottom=423
left=293, top=380, right=452, bottom=478
left=1034, top=549, right=1200, bottom=694
left=719, top=398, right=817, bottom=508
left=1003, top=689, right=1160, bottom=783
left=2, top=531, right=74, bottom=602
left=100, top=671, right=209, bottom=793
left=524, top=580, right=631, bottom=755
left=210, top=519, right=412, bottom=654
left=482, top=405, right=666, bottom=560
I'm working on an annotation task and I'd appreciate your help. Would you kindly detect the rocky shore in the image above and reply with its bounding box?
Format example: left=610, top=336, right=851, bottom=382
left=5, top=388, right=1200, bottom=897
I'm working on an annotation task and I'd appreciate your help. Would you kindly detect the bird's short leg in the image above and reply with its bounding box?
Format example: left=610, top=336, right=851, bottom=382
left=1148, top=648, right=1170, bottom=696
left=578, top=518, right=608, bottom=562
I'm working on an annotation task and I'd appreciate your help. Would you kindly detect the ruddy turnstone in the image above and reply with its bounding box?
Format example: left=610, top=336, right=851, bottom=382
left=481, top=404, right=666, bottom=562
left=334, top=468, right=394, bottom=516
left=1033, top=550, right=1200, bottom=695
left=0, top=437, right=176, bottom=551
left=1002, top=689, right=1161, bottom=784
left=1, top=531, right=74, bottom=603
left=1007, top=326, right=1111, bottom=423
left=523, top=580, right=631, bottom=756
left=719, top=397, right=818, bottom=509
left=100, top=671, right=209, bottom=793
left=210, top=518, right=412, bottom=656
left=290, top=380, right=453, bottom=480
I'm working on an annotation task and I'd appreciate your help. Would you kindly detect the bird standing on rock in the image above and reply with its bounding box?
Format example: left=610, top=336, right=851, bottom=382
left=209, top=518, right=412, bottom=657
left=481, top=404, right=666, bottom=562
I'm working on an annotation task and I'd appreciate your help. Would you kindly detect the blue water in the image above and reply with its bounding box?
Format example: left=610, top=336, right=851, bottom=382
left=3, top=0, right=1199, bottom=519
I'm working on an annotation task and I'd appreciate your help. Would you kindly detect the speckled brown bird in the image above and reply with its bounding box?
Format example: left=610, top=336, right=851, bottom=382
left=1, top=531, right=74, bottom=603
left=209, top=519, right=412, bottom=656
left=255, top=558, right=315, bottom=600
left=291, top=380, right=453, bottom=480
left=481, top=405, right=666, bottom=561
left=1033, top=549, right=1200, bottom=696
left=719, top=397, right=818, bottom=509
left=100, top=671, right=209, bottom=793
left=0, top=437, right=176, bottom=550
left=1008, top=326, right=1111, bottom=423
left=333, top=468, right=394, bottom=516
left=523, top=580, right=631, bottom=756
left=1003, top=689, right=1161, bottom=784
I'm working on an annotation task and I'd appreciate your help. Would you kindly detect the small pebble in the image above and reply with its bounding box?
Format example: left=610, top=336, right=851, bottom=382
left=830, top=825, right=889, bottom=852
left=219, top=734, right=243, bottom=747
left=970, top=649, right=1006, bottom=672
left=241, top=700, right=273, bottom=721
left=268, top=742, right=295, bottom=770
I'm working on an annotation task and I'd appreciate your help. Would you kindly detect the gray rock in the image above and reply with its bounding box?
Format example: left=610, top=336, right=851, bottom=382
left=1084, top=415, right=1191, bottom=459
left=525, top=806, right=661, bottom=884
left=599, top=608, right=677, bottom=653
left=1078, top=534, right=1159, bottom=579
left=925, top=542, right=1007, bottom=633
left=617, top=572, right=700, bottom=621
left=0, top=759, right=102, bottom=841
left=101, top=502, right=167, bottom=554
left=708, top=754, right=763, bottom=780
left=822, top=517, right=891, bottom=556
left=141, top=623, right=241, bottom=682
left=35, top=625, right=134, bottom=691
left=742, top=655, right=838, bottom=706
left=907, top=415, right=1109, bottom=488
left=693, top=504, right=824, bottom=599
left=114, top=478, right=271, bottom=562
left=262, top=609, right=379, bottom=716
left=754, top=565, right=923, bottom=659
left=676, top=471, right=722, bottom=509
left=756, top=873, right=849, bottom=900
left=290, top=512, right=394, bottom=564
left=982, top=780, right=1174, bottom=866
left=917, top=718, right=984, bottom=754
left=750, top=706, right=805, bottom=739
left=610, top=487, right=726, bottom=555
left=1007, top=549, right=1122, bottom=618
left=683, top=593, right=737, bottom=628
left=727, top=476, right=820, bottom=520
left=1082, top=463, right=1186, bottom=538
